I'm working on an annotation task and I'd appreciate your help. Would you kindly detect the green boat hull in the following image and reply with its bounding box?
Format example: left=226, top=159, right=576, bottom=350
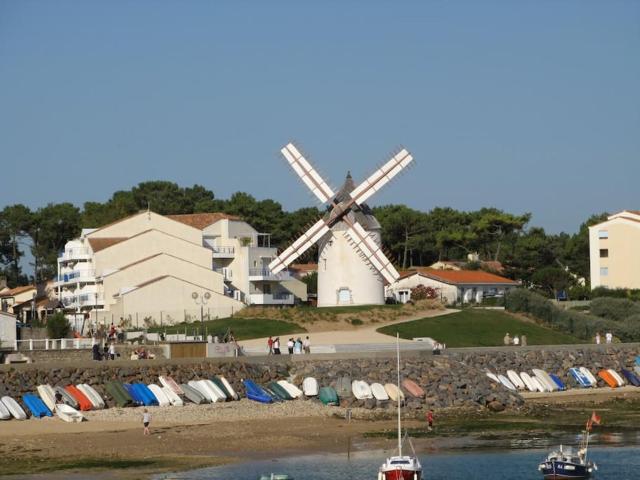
left=105, top=381, right=133, bottom=407
left=319, top=386, right=338, bottom=405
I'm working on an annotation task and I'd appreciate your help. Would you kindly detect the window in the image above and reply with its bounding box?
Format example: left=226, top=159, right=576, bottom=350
left=600, top=267, right=608, bottom=276
left=599, top=249, right=608, bottom=258
left=598, top=230, right=608, bottom=239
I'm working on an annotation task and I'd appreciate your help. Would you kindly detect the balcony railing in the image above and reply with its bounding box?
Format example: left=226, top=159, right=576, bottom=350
left=60, top=293, right=104, bottom=308
left=214, top=267, right=232, bottom=281
left=211, top=245, right=235, bottom=255
left=248, top=268, right=291, bottom=281
left=56, top=270, right=96, bottom=284
left=58, top=248, right=91, bottom=262
left=249, top=293, right=294, bottom=305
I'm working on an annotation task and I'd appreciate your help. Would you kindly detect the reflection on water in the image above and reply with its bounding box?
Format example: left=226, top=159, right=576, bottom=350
left=156, top=446, right=640, bottom=480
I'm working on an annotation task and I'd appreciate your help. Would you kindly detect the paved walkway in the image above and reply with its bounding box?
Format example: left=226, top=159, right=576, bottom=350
left=240, top=308, right=458, bottom=353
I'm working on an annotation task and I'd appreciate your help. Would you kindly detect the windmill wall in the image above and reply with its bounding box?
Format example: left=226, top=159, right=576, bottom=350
left=317, top=222, right=385, bottom=307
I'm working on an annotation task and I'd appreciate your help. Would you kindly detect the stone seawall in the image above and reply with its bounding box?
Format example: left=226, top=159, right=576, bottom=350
left=0, top=345, right=637, bottom=417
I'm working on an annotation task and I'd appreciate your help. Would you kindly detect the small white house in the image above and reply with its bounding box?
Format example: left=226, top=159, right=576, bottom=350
left=386, top=268, right=519, bottom=304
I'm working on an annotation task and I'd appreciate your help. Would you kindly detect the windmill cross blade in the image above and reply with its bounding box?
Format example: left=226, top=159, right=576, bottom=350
left=281, top=143, right=335, bottom=204
left=268, top=218, right=330, bottom=274
left=343, top=221, right=400, bottom=284
left=349, top=148, right=413, bottom=205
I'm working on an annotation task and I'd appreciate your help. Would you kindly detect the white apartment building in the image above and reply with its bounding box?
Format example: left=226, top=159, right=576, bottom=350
left=56, top=211, right=299, bottom=328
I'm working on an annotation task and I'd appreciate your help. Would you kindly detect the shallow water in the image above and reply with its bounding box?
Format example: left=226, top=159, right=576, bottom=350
left=156, top=446, right=640, bottom=480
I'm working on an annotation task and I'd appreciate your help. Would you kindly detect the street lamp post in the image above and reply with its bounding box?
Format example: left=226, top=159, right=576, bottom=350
left=192, top=291, right=211, bottom=341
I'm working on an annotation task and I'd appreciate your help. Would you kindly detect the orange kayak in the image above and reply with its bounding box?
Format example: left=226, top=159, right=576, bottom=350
left=65, top=385, right=93, bottom=410
left=598, top=369, right=618, bottom=388
left=401, top=379, right=425, bottom=398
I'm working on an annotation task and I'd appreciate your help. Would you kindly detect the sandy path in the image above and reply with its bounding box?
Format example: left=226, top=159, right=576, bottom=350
left=240, top=308, right=458, bottom=350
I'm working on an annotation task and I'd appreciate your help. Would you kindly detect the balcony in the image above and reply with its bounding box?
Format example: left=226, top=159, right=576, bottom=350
left=58, top=248, right=91, bottom=263
left=210, top=245, right=235, bottom=258
left=248, top=268, right=291, bottom=281
left=214, top=267, right=232, bottom=281
left=54, top=270, right=96, bottom=286
left=60, top=293, right=104, bottom=308
left=249, top=293, right=294, bottom=305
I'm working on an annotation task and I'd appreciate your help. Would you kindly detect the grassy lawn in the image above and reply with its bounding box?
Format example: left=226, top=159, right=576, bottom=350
left=377, top=308, right=582, bottom=347
left=146, top=317, right=306, bottom=341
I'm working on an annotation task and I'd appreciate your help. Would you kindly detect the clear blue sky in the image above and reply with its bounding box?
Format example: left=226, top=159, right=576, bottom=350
left=1, top=0, right=638, bottom=234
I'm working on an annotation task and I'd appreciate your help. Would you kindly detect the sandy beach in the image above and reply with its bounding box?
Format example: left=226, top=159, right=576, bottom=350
left=2, top=386, right=640, bottom=478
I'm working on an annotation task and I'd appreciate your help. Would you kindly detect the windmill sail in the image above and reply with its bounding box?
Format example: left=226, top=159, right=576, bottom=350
left=269, top=219, right=331, bottom=274
left=343, top=220, right=400, bottom=284
left=349, top=149, right=413, bottom=205
left=281, top=143, right=335, bottom=204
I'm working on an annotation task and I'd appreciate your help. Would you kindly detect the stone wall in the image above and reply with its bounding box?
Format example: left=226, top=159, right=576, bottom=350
left=1, top=345, right=638, bottom=417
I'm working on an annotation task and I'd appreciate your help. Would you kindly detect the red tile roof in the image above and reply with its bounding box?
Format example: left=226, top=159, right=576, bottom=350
left=290, top=263, right=318, bottom=273
left=167, top=213, right=240, bottom=230
left=0, top=285, right=36, bottom=297
left=400, top=268, right=518, bottom=285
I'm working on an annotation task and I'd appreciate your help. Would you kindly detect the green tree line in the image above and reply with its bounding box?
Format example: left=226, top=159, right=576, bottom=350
left=0, top=180, right=607, bottom=292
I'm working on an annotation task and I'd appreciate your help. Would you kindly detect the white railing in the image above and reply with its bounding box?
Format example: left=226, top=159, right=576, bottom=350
left=61, top=293, right=104, bottom=307
left=13, top=337, right=95, bottom=351
left=211, top=245, right=235, bottom=255
left=56, top=270, right=96, bottom=284
left=248, top=268, right=291, bottom=281
left=214, top=267, right=232, bottom=280
left=250, top=293, right=294, bottom=305
left=58, top=248, right=91, bottom=261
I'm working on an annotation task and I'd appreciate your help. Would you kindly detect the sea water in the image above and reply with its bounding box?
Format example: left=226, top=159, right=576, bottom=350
left=156, top=446, right=640, bottom=480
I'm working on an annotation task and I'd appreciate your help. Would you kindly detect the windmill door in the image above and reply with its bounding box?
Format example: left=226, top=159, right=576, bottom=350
left=337, top=287, right=352, bottom=305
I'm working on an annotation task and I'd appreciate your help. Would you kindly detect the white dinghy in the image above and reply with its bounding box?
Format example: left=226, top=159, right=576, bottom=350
left=302, top=377, right=319, bottom=396
left=55, top=404, right=84, bottom=423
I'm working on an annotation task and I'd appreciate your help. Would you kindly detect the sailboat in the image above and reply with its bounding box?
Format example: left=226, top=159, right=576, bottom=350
left=378, top=334, right=423, bottom=480
left=538, top=412, right=599, bottom=479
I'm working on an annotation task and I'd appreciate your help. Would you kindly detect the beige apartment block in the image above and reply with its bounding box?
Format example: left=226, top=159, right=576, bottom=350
left=56, top=211, right=302, bottom=331
left=589, top=210, right=640, bottom=290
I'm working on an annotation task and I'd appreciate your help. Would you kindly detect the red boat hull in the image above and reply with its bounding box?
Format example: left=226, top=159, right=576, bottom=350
left=382, top=470, right=421, bottom=480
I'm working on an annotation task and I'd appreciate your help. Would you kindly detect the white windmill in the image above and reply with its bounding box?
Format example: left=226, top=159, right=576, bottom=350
left=269, top=143, right=414, bottom=307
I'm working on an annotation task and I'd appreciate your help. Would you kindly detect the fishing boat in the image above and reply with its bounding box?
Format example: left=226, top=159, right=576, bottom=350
left=378, top=334, right=423, bottom=480
left=538, top=412, right=599, bottom=479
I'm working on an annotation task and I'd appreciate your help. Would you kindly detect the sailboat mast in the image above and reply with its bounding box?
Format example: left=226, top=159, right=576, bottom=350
left=397, top=332, right=402, bottom=456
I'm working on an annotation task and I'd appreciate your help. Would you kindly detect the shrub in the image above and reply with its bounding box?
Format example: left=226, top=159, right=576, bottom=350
left=350, top=318, right=363, bottom=326
left=46, top=312, right=71, bottom=339
left=591, top=287, right=640, bottom=302
left=411, top=285, right=437, bottom=301
left=505, top=289, right=612, bottom=341
left=590, top=297, right=640, bottom=321
left=617, top=314, right=640, bottom=342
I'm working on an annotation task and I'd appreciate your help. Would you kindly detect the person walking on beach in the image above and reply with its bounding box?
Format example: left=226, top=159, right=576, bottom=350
left=303, top=336, right=311, bottom=354
left=287, top=338, right=294, bottom=354
left=267, top=336, right=274, bottom=355
left=426, top=409, right=434, bottom=431
left=142, top=409, right=151, bottom=436
left=273, top=337, right=281, bottom=355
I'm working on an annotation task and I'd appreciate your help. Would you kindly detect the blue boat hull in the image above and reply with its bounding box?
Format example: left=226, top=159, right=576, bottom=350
left=243, top=380, right=273, bottom=404
left=23, top=394, right=52, bottom=418
left=540, top=461, right=591, bottom=479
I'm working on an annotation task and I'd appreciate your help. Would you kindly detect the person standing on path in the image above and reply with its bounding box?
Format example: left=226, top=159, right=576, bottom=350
left=273, top=337, right=281, bottom=355
left=513, top=335, right=520, bottom=346
left=108, top=342, right=116, bottom=361
left=426, top=410, right=434, bottom=431
left=595, top=332, right=601, bottom=345
left=287, top=338, right=294, bottom=354
left=303, top=336, right=311, bottom=354
left=142, top=409, right=151, bottom=436
left=503, top=333, right=511, bottom=346
left=521, top=335, right=527, bottom=347
left=267, top=336, right=274, bottom=355
left=605, top=331, right=613, bottom=344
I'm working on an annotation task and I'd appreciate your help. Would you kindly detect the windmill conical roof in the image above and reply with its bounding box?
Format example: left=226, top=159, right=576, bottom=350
left=326, top=172, right=381, bottom=230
